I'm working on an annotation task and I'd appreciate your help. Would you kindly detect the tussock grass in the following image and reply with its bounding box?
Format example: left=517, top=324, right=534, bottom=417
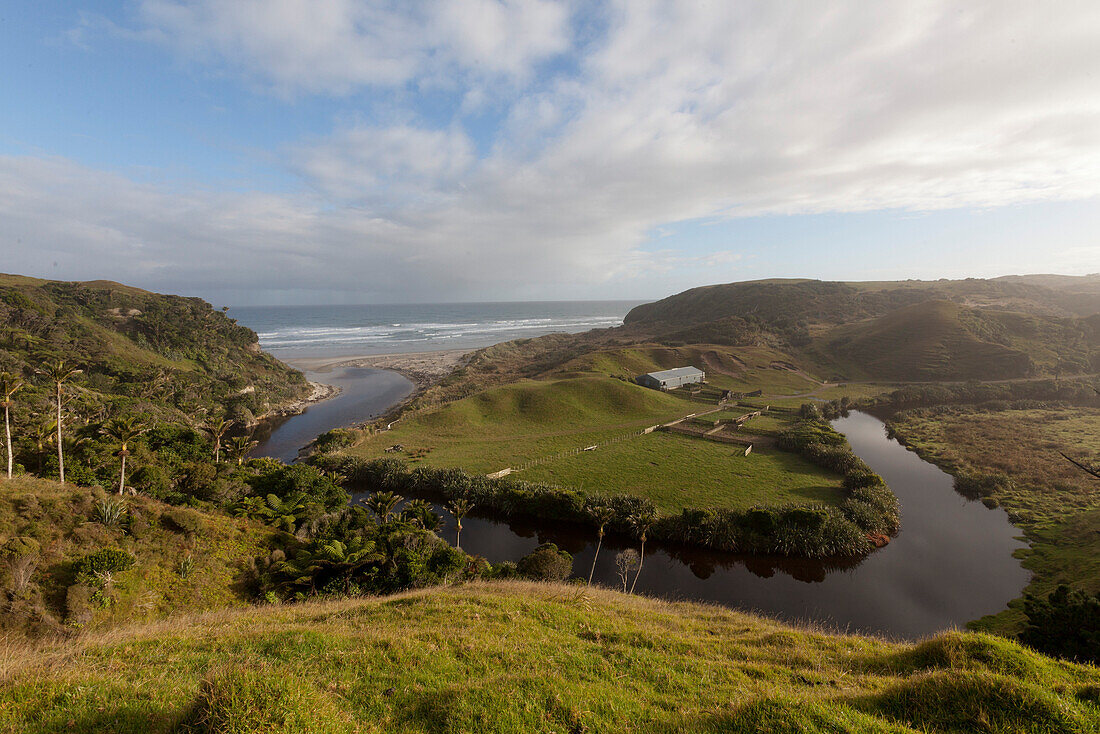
left=1, top=581, right=1097, bottom=732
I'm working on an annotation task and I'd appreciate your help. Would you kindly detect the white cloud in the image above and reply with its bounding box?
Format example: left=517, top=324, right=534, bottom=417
left=136, top=0, right=572, bottom=94
left=294, top=125, right=476, bottom=202
left=20, top=1, right=1100, bottom=301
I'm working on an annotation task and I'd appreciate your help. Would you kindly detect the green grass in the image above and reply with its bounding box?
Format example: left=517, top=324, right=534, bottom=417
left=349, top=376, right=845, bottom=513
left=886, top=406, right=1100, bottom=634
left=2, top=581, right=1097, bottom=733
left=695, top=411, right=792, bottom=436
left=351, top=376, right=692, bottom=474
left=561, top=344, right=824, bottom=394
left=519, top=432, right=845, bottom=513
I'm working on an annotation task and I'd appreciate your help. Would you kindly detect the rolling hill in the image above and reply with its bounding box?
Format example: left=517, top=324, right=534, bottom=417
left=436, top=275, right=1100, bottom=390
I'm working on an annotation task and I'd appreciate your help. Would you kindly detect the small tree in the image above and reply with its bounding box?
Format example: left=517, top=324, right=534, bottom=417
left=587, top=505, right=616, bottom=586
left=38, top=361, right=81, bottom=484
left=30, top=420, right=54, bottom=474
left=202, top=417, right=235, bottom=464
left=517, top=543, right=572, bottom=582
left=615, top=549, right=640, bottom=592
left=446, top=497, right=473, bottom=549
left=403, top=499, right=443, bottom=531
left=101, top=416, right=149, bottom=494
left=228, top=433, right=258, bottom=466
left=0, top=372, right=24, bottom=480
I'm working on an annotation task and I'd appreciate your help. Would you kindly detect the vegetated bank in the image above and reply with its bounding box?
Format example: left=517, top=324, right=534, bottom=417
left=2, top=581, right=1099, bottom=733
left=878, top=387, right=1100, bottom=636
left=319, top=411, right=898, bottom=559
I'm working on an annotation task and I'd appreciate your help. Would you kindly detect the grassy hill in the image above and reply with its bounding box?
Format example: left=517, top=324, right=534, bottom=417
left=814, top=301, right=1035, bottom=381
left=615, top=276, right=1100, bottom=383
left=346, top=374, right=845, bottom=513
left=0, top=274, right=310, bottom=490
left=2, top=581, right=1098, bottom=733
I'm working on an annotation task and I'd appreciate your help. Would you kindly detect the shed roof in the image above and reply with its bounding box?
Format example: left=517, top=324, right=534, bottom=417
left=644, top=366, right=704, bottom=380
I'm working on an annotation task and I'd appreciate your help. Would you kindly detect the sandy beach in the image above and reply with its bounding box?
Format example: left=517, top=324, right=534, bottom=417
left=284, top=348, right=472, bottom=390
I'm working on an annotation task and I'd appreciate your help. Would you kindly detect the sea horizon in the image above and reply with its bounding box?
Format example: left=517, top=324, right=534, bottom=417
left=231, top=299, right=646, bottom=359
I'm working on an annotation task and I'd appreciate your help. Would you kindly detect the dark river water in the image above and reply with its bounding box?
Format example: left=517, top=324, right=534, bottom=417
left=253, top=367, right=414, bottom=463
left=258, top=375, right=1030, bottom=639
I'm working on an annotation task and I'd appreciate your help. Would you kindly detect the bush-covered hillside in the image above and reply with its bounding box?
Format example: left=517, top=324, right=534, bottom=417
left=0, top=274, right=309, bottom=485
left=0, top=273, right=308, bottom=420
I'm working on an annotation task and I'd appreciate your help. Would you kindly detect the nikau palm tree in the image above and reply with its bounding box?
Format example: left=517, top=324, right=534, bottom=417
left=38, top=361, right=81, bottom=484
left=587, top=505, right=616, bottom=586
left=0, top=372, right=24, bottom=480
left=365, top=491, right=403, bottom=523
left=202, top=417, right=235, bottom=464
left=446, top=497, right=473, bottom=549
left=101, top=416, right=148, bottom=495
left=403, top=499, right=443, bottom=531
left=228, top=433, right=258, bottom=466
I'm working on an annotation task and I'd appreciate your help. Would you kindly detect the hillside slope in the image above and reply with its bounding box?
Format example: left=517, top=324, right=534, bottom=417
left=2, top=581, right=1098, bottom=733
left=619, top=276, right=1100, bottom=382
left=815, top=301, right=1035, bottom=381
left=0, top=274, right=308, bottom=430
left=0, top=275, right=309, bottom=487
left=0, top=477, right=273, bottom=636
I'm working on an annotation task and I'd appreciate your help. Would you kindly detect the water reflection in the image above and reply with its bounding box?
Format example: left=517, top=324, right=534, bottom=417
left=353, top=412, right=1030, bottom=639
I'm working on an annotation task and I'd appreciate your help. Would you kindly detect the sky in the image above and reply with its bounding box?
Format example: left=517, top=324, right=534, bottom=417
left=1, top=1, right=1099, bottom=306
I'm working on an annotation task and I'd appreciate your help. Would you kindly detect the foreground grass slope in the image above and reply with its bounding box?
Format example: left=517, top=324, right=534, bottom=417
left=2, top=582, right=1098, bottom=733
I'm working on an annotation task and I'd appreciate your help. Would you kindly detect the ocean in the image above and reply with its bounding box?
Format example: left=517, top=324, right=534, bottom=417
left=230, top=300, right=644, bottom=358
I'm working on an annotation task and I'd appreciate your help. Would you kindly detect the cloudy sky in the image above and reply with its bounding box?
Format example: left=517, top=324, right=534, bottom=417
left=2, top=1, right=1099, bottom=305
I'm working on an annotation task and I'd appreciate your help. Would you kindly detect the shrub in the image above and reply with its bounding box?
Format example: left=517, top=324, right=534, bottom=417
left=181, top=461, right=218, bottom=500
left=517, top=543, right=573, bottom=581
left=487, top=561, right=520, bottom=579
left=162, top=507, right=203, bottom=535
left=1, top=537, right=40, bottom=598
left=247, top=463, right=348, bottom=514
left=1019, top=585, right=1100, bottom=665
left=314, top=428, right=357, bottom=453
left=65, top=583, right=95, bottom=625
left=76, top=548, right=135, bottom=581
left=1, top=536, right=40, bottom=560
left=133, top=464, right=173, bottom=501
left=92, top=497, right=127, bottom=526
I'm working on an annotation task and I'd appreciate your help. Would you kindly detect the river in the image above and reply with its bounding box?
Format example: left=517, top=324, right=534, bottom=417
left=253, top=366, right=415, bottom=463
left=257, top=376, right=1030, bottom=639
